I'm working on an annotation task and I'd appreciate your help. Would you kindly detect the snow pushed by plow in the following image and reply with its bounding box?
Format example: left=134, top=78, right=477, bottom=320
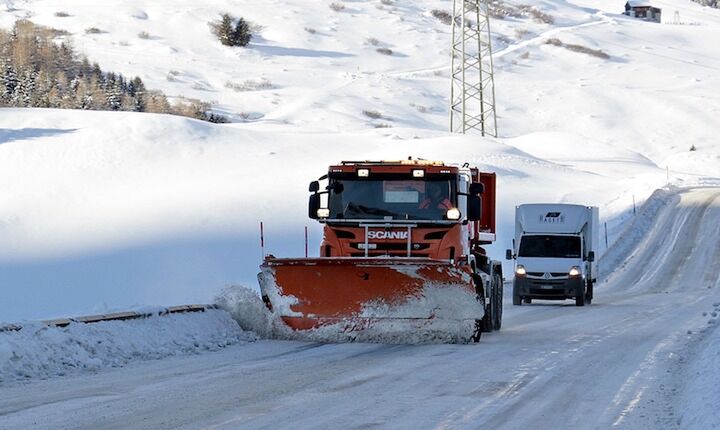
left=217, top=284, right=482, bottom=345
left=0, top=310, right=256, bottom=385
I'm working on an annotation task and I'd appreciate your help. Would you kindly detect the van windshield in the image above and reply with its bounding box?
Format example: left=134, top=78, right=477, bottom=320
left=518, top=235, right=581, bottom=258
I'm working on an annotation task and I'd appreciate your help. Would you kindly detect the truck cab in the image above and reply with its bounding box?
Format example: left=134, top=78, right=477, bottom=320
left=507, top=204, right=599, bottom=306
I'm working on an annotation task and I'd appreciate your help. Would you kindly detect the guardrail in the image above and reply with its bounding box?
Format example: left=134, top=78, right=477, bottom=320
left=0, top=304, right=218, bottom=333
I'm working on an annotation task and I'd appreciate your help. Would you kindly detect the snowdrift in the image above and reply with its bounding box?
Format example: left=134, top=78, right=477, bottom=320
left=0, top=309, right=256, bottom=385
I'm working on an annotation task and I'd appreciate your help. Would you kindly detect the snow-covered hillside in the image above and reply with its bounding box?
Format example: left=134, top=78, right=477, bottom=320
left=1, top=0, right=720, bottom=321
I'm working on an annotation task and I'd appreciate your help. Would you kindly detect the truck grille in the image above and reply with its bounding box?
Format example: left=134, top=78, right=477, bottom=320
left=349, top=252, right=430, bottom=258
left=350, top=243, right=430, bottom=251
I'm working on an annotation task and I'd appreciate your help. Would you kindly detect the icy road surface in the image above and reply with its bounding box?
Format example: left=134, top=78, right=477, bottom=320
left=1, top=188, right=719, bottom=429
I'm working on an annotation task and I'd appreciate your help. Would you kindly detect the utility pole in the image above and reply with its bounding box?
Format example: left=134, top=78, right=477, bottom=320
left=450, top=0, right=498, bottom=137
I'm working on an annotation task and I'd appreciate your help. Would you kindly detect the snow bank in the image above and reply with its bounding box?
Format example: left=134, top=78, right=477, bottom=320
left=599, top=188, right=679, bottom=279
left=0, top=310, right=256, bottom=385
left=679, top=310, right=720, bottom=429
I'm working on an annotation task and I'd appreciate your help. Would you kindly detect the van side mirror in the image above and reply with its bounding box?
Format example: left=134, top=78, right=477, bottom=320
left=309, top=181, right=320, bottom=193
left=469, top=183, right=485, bottom=195
left=467, top=195, right=482, bottom=221
left=506, top=249, right=513, bottom=260
left=587, top=251, right=595, bottom=262
left=308, top=194, right=320, bottom=219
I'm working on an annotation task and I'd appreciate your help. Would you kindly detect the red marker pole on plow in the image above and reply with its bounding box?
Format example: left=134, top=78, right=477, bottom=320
left=260, top=221, right=265, bottom=260
left=305, top=226, right=309, bottom=258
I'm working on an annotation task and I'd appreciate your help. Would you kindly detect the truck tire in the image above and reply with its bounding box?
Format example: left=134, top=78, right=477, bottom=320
left=575, top=286, right=585, bottom=307
left=493, top=274, right=503, bottom=330
left=481, top=300, right=494, bottom=332
left=585, top=280, right=594, bottom=305
left=471, top=320, right=482, bottom=342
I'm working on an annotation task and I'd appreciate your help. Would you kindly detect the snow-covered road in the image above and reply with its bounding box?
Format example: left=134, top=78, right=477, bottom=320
left=1, top=188, right=719, bottom=430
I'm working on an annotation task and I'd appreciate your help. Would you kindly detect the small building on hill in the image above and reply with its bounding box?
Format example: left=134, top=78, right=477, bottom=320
left=624, top=1, right=662, bottom=23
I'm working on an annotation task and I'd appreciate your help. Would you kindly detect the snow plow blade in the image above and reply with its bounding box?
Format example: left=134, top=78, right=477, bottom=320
left=258, top=258, right=485, bottom=343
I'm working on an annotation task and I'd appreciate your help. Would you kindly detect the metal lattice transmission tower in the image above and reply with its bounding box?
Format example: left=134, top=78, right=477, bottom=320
left=450, top=0, right=498, bottom=137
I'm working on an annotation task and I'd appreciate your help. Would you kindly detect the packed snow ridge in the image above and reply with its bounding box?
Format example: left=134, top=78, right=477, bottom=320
left=0, top=310, right=256, bottom=385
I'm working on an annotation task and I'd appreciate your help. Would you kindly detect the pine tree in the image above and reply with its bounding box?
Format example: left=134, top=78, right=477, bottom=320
left=232, top=18, right=252, bottom=47
left=0, top=61, right=18, bottom=104
left=213, top=13, right=235, bottom=46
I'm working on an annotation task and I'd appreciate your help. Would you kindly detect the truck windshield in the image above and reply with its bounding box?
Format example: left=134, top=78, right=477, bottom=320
left=327, top=179, right=455, bottom=221
left=518, top=235, right=581, bottom=258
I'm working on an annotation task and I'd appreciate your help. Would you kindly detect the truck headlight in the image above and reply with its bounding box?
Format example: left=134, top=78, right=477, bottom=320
left=515, top=265, right=526, bottom=276
left=569, top=266, right=581, bottom=277
left=317, top=208, right=330, bottom=218
left=446, top=208, right=461, bottom=220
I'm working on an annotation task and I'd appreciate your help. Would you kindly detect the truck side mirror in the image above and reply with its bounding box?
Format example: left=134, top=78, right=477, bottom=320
left=506, top=249, right=513, bottom=260
left=587, top=251, right=595, bottom=262
left=469, top=183, right=485, bottom=195
left=309, top=181, right=320, bottom=193
left=309, top=194, right=321, bottom=219
left=467, top=195, right=482, bottom=221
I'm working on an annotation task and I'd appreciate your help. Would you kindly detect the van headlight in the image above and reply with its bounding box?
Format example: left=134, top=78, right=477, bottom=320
left=515, top=265, right=526, bottom=276
left=569, top=266, right=581, bottom=277
left=317, top=208, right=330, bottom=218
left=446, top=208, right=461, bottom=220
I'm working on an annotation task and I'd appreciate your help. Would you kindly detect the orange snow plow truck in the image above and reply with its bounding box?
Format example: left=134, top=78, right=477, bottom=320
left=258, top=160, right=503, bottom=342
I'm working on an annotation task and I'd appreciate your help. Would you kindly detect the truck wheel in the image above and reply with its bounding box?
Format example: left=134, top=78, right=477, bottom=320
left=575, top=286, right=585, bottom=307
left=493, top=274, right=503, bottom=330
left=585, top=280, right=594, bottom=305
left=481, top=301, right=494, bottom=332
left=471, top=320, right=482, bottom=342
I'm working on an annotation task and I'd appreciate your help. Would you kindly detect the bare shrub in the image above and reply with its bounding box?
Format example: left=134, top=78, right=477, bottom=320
left=225, top=78, right=273, bottom=92
left=367, top=37, right=380, bottom=46
left=431, top=9, right=452, bottom=25
left=545, top=38, right=609, bottom=59
left=545, top=38, right=562, bottom=46
left=304, top=27, right=317, bottom=34
left=488, top=2, right=521, bottom=19
left=690, top=144, right=697, bottom=151
left=515, top=28, right=531, bottom=39
left=85, top=27, right=103, bottom=34
left=565, top=43, right=609, bottom=59
left=374, top=123, right=392, bottom=128
left=376, top=47, right=393, bottom=55
left=54, top=11, right=71, bottom=17
left=413, top=104, right=429, bottom=113
left=363, top=110, right=384, bottom=120
left=381, top=0, right=393, bottom=5
left=519, top=51, right=530, bottom=59
left=519, top=5, right=555, bottom=24
left=138, top=31, right=151, bottom=39
left=329, top=2, right=346, bottom=12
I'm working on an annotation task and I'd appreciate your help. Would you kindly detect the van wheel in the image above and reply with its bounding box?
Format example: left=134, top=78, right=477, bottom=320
left=576, top=287, right=585, bottom=307
left=585, top=280, right=594, bottom=305
left=523, top=298, right=532, bottom=304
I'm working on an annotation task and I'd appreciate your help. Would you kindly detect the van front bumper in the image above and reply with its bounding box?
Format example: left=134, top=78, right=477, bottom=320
left=513, top=276, right=583, bottom=300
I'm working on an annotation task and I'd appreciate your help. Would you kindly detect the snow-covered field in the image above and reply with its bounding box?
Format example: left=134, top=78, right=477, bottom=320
left=1, top=0, right=720, bottom=427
